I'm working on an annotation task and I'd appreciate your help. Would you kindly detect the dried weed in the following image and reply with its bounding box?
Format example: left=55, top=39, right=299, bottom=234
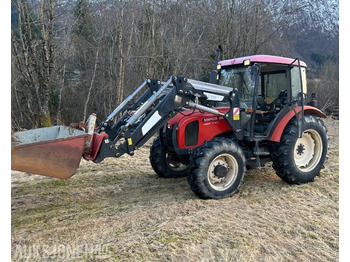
left=11, top=119, right=339, bottom=261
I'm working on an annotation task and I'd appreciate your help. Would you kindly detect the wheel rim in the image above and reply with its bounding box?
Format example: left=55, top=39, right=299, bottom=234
left=166, top=153, right=188, bottom=171
left=208, top=153, right=238, bottom=191
left=294, top=129, right=323, bottom=172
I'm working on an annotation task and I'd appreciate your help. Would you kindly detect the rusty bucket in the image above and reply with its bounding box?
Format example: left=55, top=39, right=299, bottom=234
left=11, top=126, right=89, bottom=179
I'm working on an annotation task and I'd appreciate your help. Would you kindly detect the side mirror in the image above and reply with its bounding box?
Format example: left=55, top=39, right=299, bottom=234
left=209, top=70, right=219, bottom=84
left=309, top=92, right=317, bottom=107
left=297, top=92, right=307, bottom=106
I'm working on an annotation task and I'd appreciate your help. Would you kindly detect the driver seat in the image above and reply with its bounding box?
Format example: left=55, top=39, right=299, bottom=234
left=263, top=97, right=276, bottom=111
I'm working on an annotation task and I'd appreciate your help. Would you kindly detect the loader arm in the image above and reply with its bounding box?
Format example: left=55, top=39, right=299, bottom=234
left=86, top=76, right=242, bottom=163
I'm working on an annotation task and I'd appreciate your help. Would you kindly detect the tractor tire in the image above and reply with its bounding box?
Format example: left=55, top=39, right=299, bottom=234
left=271, top=115, right=328, bottom=184
left=188, top=137, right=246, bottom=199
left=150, top=136, right=190, bottom=178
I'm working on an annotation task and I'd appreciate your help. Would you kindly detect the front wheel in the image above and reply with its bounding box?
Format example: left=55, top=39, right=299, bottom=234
left=150, top=136, right=190, bottom=178
left=188, top=138, right=246, bottom=199
left=271, top=115, right=328, bottom=184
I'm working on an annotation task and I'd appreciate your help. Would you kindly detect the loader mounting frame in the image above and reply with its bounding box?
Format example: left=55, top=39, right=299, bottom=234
left=85, top=75, right=246, bottom=163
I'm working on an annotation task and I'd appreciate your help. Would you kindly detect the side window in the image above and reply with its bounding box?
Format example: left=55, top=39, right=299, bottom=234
left=263, top=71, right=288, bottom=98
left=291, top=67, right=307, bottom=101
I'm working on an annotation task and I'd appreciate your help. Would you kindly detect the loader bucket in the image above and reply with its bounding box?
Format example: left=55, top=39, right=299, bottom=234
left=11, top=126, right=89, bottom=179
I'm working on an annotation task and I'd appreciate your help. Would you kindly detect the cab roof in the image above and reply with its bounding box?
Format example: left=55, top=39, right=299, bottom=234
left=219, top=55, right=307, bottom=67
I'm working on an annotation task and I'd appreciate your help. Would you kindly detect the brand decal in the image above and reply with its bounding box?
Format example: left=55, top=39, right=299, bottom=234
left=202, top=116, right=224, bottom=122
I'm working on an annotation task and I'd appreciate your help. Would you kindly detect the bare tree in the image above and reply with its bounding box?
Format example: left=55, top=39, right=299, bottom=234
left=11, top=0, right=339, bottom=129
left=308, top=60, right=339, bottom=113
left=12, top=0, right=56, bottom=128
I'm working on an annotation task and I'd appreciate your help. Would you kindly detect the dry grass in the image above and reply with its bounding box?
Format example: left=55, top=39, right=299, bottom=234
left=11, top=118, right=339, bottom=261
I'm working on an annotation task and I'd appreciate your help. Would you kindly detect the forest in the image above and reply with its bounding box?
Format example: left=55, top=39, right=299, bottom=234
left=11, top=0, right=339, bottom=129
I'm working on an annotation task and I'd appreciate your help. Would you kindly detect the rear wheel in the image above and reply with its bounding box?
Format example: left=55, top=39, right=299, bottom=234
left=188, top=138, right=246, bottom=199
left=150, top=136, right=190, bottom=178
left=271, top=115, right=328, bottom=184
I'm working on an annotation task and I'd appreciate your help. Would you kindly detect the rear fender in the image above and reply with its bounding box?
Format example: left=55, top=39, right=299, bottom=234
left=269, top=106, right=326, bottom=142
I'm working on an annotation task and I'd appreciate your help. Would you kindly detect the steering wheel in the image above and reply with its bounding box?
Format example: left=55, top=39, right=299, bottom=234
left=274, top=90, right=288, bottom=107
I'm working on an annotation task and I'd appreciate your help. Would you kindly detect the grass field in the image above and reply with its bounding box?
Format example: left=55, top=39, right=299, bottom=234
left=11, top=118, right=339, bottom=261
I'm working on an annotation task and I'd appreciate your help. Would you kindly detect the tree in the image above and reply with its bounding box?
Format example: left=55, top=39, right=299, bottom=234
left=12, top=0, right=56, bottom=128
left=308, top=60, right=339, bottom=113
left=11, top=0, right=339, bottom=130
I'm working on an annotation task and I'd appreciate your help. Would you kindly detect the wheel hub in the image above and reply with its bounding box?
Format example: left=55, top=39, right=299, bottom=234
left=296, top=143, right=305, bottom=155
left=214, top=165, right=228, bottom=178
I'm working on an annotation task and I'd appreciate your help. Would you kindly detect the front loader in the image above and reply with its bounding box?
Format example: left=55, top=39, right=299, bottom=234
left=11, top=54, right=328, bottom=199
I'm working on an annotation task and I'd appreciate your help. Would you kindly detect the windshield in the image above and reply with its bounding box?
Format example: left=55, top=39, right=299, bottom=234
left=219, top=67, right=256, bottom=107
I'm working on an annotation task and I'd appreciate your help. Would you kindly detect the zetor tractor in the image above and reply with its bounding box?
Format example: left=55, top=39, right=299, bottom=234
left=88, top=54, right=328, bottom=199
left=11, top=53, right=328, bottom=200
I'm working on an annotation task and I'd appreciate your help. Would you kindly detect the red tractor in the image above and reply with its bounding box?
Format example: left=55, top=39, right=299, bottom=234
left=146, top=55, right=328, bottom=199
left=12, top=53, right=328, bottom=200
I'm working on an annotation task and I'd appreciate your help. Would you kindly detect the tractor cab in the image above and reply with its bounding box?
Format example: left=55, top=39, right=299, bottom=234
left=217, top=55, right=309, bottom=140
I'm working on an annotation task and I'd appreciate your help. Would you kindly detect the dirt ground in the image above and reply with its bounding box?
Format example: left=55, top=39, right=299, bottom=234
left=11, top=118, right=339, bottom=261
